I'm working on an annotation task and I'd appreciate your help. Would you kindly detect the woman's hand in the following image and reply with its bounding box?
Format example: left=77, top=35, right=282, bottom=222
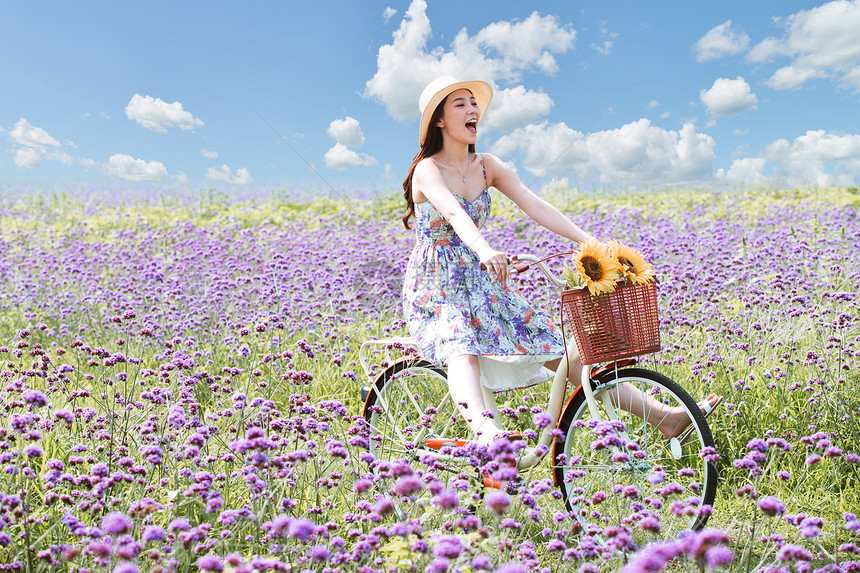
left=480, top=250, right=509, bottom=284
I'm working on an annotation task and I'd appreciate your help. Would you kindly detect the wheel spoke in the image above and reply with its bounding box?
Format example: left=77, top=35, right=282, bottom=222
left=365, top=362, right=467, bottom=465
left=556, top=368, right=717, bottom=540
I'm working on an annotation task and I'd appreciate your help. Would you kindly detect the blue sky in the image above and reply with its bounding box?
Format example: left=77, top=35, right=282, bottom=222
left=3, top=0, right=860, bottom=194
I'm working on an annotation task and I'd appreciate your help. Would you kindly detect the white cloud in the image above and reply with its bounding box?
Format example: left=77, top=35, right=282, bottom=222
left=54, top=151, right=73, bottom=166
left=327, top=117, right=366, bottom=147
left=693, top=20, right=750, bottom=62
left=382, top=163, right=395, bottom=180
left=480, top=85, right=553, bottom=131
left=15, top=147, right=41, bottom=168
left=105, top=154, right=169, bottom=181
left=9, top=118, right=60, bottom=148
left=364, top=0, right=575, bottom=124
left=205, top=164, right=253, bottom=184
left=587, top=120, right=716, bottom=184
left=175, top=172, right=190, bottom=183
left=748, top=0, right=860, bottom=91
left=491, top=119, right=716, bottom=186
left=716, top=157, right=767, bottom=186
left=474, top=11, right=576, bottom=76
left=324, top=143, right=378, bottom=171
left=7, top=118, right=78, bottom=170
left=201, top=149, right=219, bottom=159
left=591, top=41, right=612, bottom=56
left=78, top=157, right=98, bottom=169
left=765, top=129, right=860, bottom=185
left=590, top=21, right=617, bottom=56
left=383, top=6, right=397, bottom=23
left=125, top=94, right=204, bottom=133
left=491, top=121, right=587, bottom=177
left=648, top=100, right=659, bottom=109
left=700, top=77, right=758, bottom=116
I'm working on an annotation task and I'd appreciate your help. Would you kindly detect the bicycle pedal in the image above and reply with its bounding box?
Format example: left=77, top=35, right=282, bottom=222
left=482, top=474, right=504, bottom=489
left=424, top=438, right=471, bottom=451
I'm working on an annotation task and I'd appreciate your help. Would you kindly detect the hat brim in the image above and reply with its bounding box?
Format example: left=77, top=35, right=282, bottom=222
left=419, top=80, right=493, bottom=146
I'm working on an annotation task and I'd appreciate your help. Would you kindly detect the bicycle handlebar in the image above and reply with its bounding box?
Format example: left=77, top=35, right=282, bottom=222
left=479, top=252, right=572, bottom=287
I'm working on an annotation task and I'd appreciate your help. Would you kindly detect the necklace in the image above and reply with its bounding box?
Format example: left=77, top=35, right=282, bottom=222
left=440, top=155, right=471, bottom=183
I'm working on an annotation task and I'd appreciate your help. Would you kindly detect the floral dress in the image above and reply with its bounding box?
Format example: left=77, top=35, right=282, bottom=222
left=403, top=155, right=565, bottom=392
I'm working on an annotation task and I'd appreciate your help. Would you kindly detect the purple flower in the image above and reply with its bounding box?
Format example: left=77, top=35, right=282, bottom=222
left=112, top=563, right=139, bottom=573
left=495, top=562, right=528, bottom=573
left=426, top=557, right=450, bottom=573
left=758, top=496, right=786, bottom=517
left=263, top=515, right=291, bottom=537
left=620, top=541, right=681, bottom=573
left=703, top=546, right=734, bottom=568
left=374, top=498, right=395, bottom=516
left=86, top=539, right=112, bottom=558
left=287, top=518, right=315, bottom=542
left=196, top=555, right=224, bottom=572
left=777, top=544, right=813, bottom=562
left=168, top=517, right=191, bottom=532
left=432, top=535, right=463, bottom=559
left=533, top=411, right=553, bottom=429
left=308, top=545, right=331, bottom=563
left=433, top=489, right=460, bottom=509
left=353, top=478, right=373, bottom=493
left=799, top=516, right=822, bottom=538
left=639, top=516, right=661, bottom=533
left=101, top=511, right=133, bottom=536
left=485, top=490, right=511, bottom=515
left=54, top=410, right=74, bottom=424
left=22, top=390, right=48, bottom=407
left=325, top=440, right=348, bottom=458
left=394, top=475, right=423, bottom=497
left=115, top=535, right=141, bottom=560
left=23, top=444, right=43, bottom=458
left=746, top=438, right=768, bottom=452
left=141, top=525, right=166, bottom=543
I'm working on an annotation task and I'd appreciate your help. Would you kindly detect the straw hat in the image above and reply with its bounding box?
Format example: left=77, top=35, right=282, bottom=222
left=418, top=76, right=493, bottom=146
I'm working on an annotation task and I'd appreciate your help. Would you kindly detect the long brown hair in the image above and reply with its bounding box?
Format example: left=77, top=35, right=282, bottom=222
left=401, top=96, right=476, bottom=229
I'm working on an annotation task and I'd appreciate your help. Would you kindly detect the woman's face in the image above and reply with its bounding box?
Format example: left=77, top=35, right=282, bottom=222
left=436, top=88, right=481, bottom=145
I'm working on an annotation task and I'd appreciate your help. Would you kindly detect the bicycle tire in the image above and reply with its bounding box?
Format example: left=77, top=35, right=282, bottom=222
left=363, top=359, right=469, bottom=464
left=553, top=367, right=718, bottom=538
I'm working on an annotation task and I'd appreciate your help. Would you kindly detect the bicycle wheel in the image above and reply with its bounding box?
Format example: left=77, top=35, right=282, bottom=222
left=363, top=359, right=470, bottom=464
left=554, top=367, right=717, bottom=539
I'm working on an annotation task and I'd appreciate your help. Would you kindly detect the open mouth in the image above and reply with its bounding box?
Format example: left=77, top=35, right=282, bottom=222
left=466, top=119, right=478, bottom=134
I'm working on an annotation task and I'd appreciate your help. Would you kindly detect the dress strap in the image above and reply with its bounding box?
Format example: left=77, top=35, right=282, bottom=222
left=479, top=153, right=487, bottom=189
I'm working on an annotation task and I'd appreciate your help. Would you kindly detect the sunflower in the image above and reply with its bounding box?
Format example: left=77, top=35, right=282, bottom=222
left=566, top=240, right=621, bottom=295
left=609, top=240, right=655, bottom=285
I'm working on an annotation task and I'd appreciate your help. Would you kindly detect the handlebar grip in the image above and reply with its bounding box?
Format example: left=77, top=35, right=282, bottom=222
left=511, top=261, right=531, bottom=273
left=480, top=255, right=528, bottom=273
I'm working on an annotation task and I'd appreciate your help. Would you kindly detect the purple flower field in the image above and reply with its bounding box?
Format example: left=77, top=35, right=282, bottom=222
left=0, top=187, right=858, bottom=572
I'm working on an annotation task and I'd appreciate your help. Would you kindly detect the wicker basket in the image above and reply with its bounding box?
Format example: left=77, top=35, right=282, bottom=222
left=560, top=281, right=661, bottom=365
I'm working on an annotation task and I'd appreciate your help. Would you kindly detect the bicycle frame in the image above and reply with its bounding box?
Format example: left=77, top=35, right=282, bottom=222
left=359, top=253, right=622, bottom=472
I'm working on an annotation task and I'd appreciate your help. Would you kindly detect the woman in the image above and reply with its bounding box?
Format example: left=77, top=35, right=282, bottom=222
left=401, top=76, right=719, bottom=447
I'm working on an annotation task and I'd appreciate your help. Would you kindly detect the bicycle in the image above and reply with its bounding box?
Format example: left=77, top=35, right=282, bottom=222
left=357, top=252, right=717, bottom=539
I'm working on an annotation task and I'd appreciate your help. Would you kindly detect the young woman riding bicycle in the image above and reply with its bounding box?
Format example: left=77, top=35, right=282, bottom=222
left=400, top=76, right=720, bottom=448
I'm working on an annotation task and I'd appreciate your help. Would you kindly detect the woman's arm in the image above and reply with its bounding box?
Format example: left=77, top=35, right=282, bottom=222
left=483, top=153, right=596, bottom=244
left=413, top=158, right=511, bottom=282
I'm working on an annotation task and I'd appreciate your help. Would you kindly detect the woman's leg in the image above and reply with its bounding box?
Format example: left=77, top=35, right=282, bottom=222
left=447, top=354, right=505, bottom=446
left=543, top=357, right=719, bottom=439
